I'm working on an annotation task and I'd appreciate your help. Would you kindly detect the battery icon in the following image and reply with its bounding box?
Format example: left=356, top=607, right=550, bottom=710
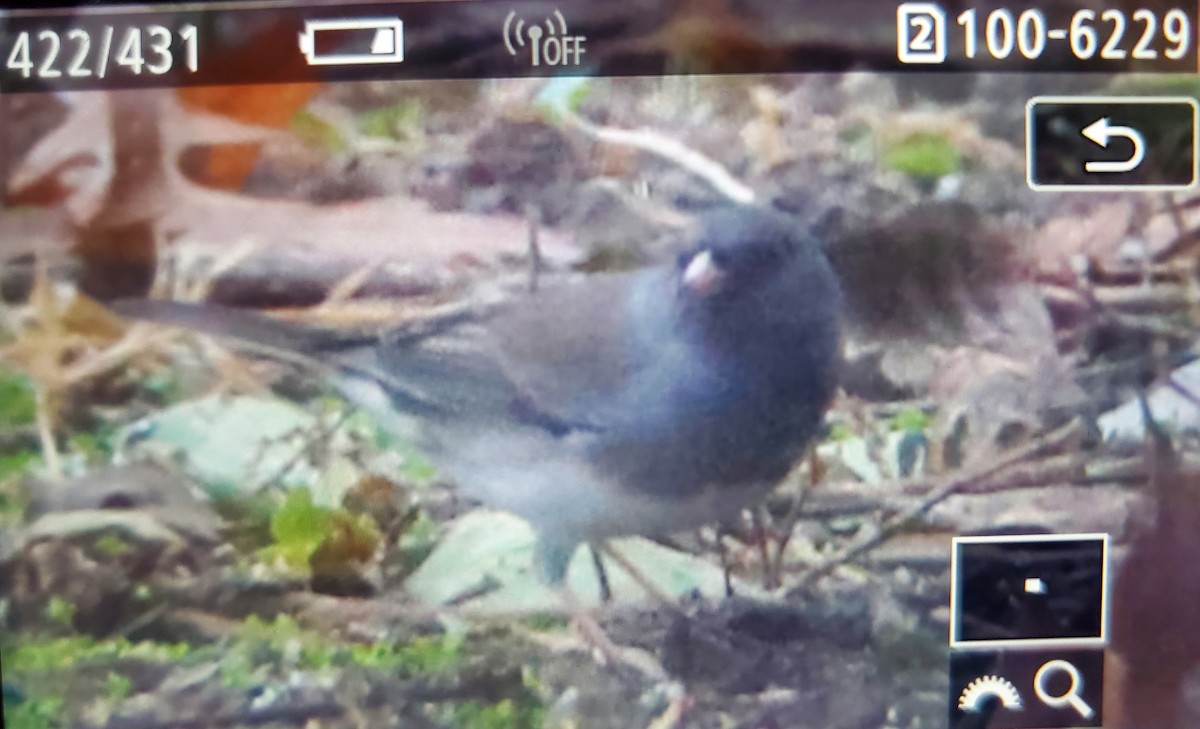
left=298, top=18, right=404, bottom=66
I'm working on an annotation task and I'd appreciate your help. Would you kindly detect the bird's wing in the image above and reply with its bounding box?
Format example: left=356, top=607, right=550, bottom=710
left=363, top=273, right=656, bottom=435
left=485, top=270, right=723, bottom=435
left=112, top=273, right=691, bottom=439
left=486, top=275, right=639, bottom=424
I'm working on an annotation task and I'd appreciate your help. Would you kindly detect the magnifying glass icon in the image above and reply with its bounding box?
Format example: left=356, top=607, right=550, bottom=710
left=1034, top=659, right=1094, bottom=719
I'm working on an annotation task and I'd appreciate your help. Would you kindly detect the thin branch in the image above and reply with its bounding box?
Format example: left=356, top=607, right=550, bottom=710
left=561, top=111, right=756, bottom=204
left=599, top=542, right=681, bottom=607
left=525, top=203, right=543, bottom=293
left=794, top=418, right=1085, bottom=588
left=33, top=384, right=61, bottom=478
left=103, top=702, right=344, bottom=729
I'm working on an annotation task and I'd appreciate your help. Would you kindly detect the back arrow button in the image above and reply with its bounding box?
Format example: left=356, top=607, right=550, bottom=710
left=1081, top=117, right=1145, bottom=173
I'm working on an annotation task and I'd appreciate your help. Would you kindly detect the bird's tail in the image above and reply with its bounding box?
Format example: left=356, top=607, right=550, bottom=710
left=110, top=299, right=377, bottom=359
left=109, top=298, right=449, bottom=419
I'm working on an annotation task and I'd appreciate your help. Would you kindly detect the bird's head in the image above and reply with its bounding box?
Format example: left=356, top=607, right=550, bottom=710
left=674, top=206, right=807, bottom=303
left=671, top=206, right=841, bottom=386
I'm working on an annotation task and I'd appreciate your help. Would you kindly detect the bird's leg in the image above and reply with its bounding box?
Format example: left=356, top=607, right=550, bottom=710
left=523, top=203, right=543, bottom=293
left=751, top=507, right=776, bottom=590
left=714, top=527, right=735, bottom=598
left=588, top=542, right=614, bottom=603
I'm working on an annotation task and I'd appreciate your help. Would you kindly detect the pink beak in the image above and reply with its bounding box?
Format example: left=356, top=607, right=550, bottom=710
left=682, top=250, right=723, bottom=296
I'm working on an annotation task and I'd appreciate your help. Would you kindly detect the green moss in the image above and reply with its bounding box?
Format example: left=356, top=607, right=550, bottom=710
left=102, top=672, right=133, bottom=701
left=4, top=637, right=190, bottom=674
left=67, top=424, right=117, bottom=462
left=521, top=613, right=569, bottom=632
left=265, top=488, right=333, bottom=571
left=217, top=615, right=330, bottom=685
left=216, top=649, right=258, bottom=689
left=884, top=132, right=961, bottom=179
left=388, top=634, right=464, bottom=674
left=0, top=450, right=39, bottom=481
left=43, top=597, right=75, bottom=628
left=291, top=109, right=348, bottom=153
left=534, top=77, right=593, bottom=121
left=397, top=448, right=438, bottom=483
left=210, top=491, right=276, bottom=556
left=0, top=369, right=36, bottom=428
left=359, top=100, right=425, bottom=142
left=236, top=614, right=335, bottom=670
left=140, top=369, right=186, bottom=404
left=890, top=407, right=932, bottom=433
left=93, top=534, right=134, bottom=557
left=2, top=695, right=63, bottom=729
left=827, top=422, right=856, bottom=442
left=231, top=614, right=464, bottom=676
left=341, top=633, right=464, bottom=673
left=263, top=487, right=383, bottom=577
left=5, top=638, right=93, bottom=672
left=443, top=698, right=545, bottom=729
left=1105, top=73, right=1200, bottom=99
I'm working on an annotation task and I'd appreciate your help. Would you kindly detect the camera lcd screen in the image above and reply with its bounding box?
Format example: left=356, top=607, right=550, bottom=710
left=1, top=2, right=1198, bottom=728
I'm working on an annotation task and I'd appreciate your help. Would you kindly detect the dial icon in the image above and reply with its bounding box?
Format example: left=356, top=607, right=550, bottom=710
left=958, top=675, right=1024, bottom=712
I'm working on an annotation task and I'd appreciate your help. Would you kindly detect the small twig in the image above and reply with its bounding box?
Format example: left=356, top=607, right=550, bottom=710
left=1166, top=375, right=1200, bottom=410
left=33, top=383, right=61, bottom=477
left=104, top=702, right=344, bottom=729
left=558, top=584, right=669, bottom=680
left=1105, top=310, right=1196, bottom=341
left=1164, top=191, right=1188, bottom=240
left=444, top=574, right=503, bottom=607
left=253, top=407, right=353, bottom=491
left=644, top=683, right=689, bottom=729
left=186, top=238, right=259, bottom=301
left=1094, top=284, right=1195, bottom=314
left=525, top=204, right=542, bottom=293
left=749, top=508, right=773, bottom=589
left=561, top=111, right=756, bottom=204
left=767, top=452, right=820, bottom=587
left=798, top=452, right=1146, bottom=523
left=599, top=542, right=680, bottom=607
left=795, top=418, right=1085, bottom=587
left=322, top=261, right=383, bottom=307
left=62, top=325, right=171, bottom=386
left=112, top=602, right=170, bottom=639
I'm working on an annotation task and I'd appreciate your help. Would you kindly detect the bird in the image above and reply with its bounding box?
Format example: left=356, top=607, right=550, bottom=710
left=114, top=204, right=841, bottom=608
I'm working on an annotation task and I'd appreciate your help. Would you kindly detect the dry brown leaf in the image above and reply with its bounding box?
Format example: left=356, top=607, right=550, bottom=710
left=6, top=87, right=316, bottom=299
left=741, top=85, right=790, bottom=172
left=1031, top=200, right=1135, bottom=274
left=175, top=83, right=318, bottom=191
left=1106, top=433, right=1200, bottom=728
left=8, top=93, right=115, bottom=225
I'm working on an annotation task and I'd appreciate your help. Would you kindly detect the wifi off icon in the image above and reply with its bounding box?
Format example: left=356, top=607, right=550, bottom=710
left=502, top=8, right=587, bottom=67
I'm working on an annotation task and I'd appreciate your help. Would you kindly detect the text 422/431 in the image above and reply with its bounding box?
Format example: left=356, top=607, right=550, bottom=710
left=5, top=24, right=199, bottom=81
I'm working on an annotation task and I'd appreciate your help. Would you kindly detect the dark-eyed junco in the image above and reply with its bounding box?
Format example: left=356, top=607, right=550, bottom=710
left=114, top=205, right=841, bottom=588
